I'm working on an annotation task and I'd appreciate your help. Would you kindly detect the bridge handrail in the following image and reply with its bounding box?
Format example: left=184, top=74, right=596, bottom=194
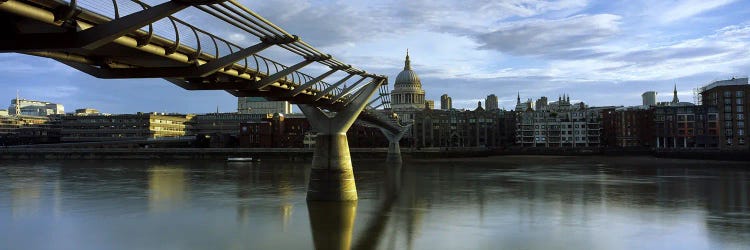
left=50, top=0, right=366, bottom=99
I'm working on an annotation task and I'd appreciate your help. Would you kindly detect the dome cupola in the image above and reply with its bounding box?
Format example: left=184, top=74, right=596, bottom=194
left=395, top=50, right=421, bottom=89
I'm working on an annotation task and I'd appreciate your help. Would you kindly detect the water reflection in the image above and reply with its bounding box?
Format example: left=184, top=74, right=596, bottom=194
left=0, top=158, right=748, bottom=249
left=148, top=166, right=188, bottom=212
left=308, top=201, right=358, bottom=250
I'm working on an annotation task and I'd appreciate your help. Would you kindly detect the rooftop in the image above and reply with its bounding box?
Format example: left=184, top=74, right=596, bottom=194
left=700, top=77, right=749, bottom=92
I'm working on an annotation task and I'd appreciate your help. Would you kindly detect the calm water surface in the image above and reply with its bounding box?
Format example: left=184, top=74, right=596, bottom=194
left=1, top=157, right=749, bottom=250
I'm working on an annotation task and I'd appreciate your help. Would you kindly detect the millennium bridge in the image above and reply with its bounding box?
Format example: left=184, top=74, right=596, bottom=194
left=0, top=0, right=410, bottom=201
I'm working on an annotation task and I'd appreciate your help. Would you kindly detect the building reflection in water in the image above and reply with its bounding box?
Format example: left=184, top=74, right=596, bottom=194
left=235, top=163, right=302, bottom=231
left=148, top=166, right=188, bottom=212
left=11, top=175, right=42, bottom=218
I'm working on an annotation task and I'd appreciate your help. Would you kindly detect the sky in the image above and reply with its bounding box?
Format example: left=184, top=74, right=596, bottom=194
left=1, top=0, right=749, bottom=114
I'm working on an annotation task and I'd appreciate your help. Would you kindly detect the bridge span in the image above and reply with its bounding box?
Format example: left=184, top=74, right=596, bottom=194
left=0, top=0, right=410, bottom=200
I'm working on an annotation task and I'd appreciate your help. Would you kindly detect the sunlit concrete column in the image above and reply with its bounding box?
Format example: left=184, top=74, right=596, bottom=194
left=299, top=79, right=383, bottom=201
left=379, top=126, right=410, bottom=164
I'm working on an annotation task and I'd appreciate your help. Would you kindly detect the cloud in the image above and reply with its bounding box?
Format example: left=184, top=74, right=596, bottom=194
left=473, top=14, right=621, bottom=58
left=660, top=0, right=737, bottom=23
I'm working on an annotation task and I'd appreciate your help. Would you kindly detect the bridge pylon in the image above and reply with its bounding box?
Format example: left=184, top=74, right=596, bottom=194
left=299, top=79, right=384, bottom=201
left=379, top=125, right=410, bottom=164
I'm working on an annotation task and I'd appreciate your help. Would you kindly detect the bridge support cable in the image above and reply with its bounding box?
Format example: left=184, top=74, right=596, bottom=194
left=326, top=76, right=368, bottom=103
left=287, top=68, right=338, bottom=97
left=252, top=56, right=326, bottom=89
left=313, top=73, right=357, bottom=101
left=299, top=79, right=384, bottom=201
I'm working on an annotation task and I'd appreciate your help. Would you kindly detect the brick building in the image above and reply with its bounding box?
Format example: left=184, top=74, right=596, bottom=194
left=700, top=77, right=749, bottom=149
left=601, top=107, right=655, bottom=148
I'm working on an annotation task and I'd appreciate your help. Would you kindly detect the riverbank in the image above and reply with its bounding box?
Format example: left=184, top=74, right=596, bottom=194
left=1, top=147, right=747, bottom=161
left=410, top=155, right=750, bottom=168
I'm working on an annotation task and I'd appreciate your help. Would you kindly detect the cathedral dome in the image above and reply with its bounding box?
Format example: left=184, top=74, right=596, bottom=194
left=394, top=51, right=421, bottom=89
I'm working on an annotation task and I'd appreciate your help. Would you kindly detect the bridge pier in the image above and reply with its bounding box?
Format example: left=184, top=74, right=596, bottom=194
left=379, top=127, right=409, bottom=164
left=300, top=79, right=384, bottom=201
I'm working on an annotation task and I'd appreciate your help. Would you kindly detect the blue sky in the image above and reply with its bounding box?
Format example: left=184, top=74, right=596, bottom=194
left=1, top=0, right=749, bottom=113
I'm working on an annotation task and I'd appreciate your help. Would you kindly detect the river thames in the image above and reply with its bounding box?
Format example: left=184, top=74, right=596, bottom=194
left=1, top=156, right=748, bottom=249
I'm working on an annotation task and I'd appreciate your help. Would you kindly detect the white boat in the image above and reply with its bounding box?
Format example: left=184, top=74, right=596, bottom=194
left=226, top=157, right=259, bottom=162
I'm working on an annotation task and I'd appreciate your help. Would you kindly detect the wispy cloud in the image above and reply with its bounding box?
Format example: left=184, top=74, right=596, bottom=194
left=660, top=0, right=737, bottom=23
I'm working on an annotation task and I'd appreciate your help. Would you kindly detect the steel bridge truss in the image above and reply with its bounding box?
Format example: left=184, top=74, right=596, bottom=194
left=0, top=0, right=403, bottom=133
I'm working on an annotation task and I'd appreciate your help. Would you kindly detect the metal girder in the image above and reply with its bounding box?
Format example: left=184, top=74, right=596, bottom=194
left=287, top=68, right=338, bottom=97
left=163, top=78, right=255, bottom=90
left=313, top=73, right=357, bottom=101
left=0, top=1, right=199, bottom=51
left=54, top=41, right=273, bottom=79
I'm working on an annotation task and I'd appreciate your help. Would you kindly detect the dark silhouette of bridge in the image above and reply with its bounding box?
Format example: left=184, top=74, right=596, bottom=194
left=0, top=0, right=409, bottom=201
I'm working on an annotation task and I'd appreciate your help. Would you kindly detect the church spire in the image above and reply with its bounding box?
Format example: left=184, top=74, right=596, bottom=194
left=517, top=92, right=521, bottom=105
left=672, top=84, right=679, bottom=103
left=404, top=49, right=411, bottom=70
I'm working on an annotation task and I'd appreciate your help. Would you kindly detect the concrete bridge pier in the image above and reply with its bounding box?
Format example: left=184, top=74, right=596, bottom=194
left=379, top=127, right=409, bottom=164
left=299, top=80, right=383, bottom=201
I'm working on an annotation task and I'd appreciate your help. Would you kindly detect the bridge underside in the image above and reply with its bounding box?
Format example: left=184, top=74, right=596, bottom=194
left=0, top=0, right=408, bottom=200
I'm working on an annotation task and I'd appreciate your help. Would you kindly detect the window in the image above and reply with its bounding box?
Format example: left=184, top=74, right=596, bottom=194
left=739, top=106, right=745, bottom=113
left=724, top=91, right=732, bottom=98
left=739, top=114, right=745, bottom=120
left=708, top=114, right=718, bottom=121
left=737, top=98, right=744, bottom=105
left=737, top=91, right=745, bottom=98
left=739, top=129, right=744, bottom=136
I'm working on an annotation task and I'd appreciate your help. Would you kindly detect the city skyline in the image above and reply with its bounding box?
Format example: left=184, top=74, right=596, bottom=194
left=1, top=0, right=749, bottom=113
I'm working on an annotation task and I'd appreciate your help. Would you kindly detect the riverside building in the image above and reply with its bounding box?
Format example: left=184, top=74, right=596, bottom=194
left=60, top=113, right=192, bottom=142
left=516, top=95, right=605, bottom=147
left=413, top=102, right=516, bottom=148
left=699, top=77, right=749, bottom=149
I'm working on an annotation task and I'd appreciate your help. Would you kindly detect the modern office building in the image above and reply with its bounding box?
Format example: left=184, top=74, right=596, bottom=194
left=642, top=91, right=657, bottom=106
left=699, top=77, right=749, bottom=149
left=60, top=113, right=192, bottom=142
left=237, top=97, right=293, bottom=115
left=425, top=100, right=435, bottom=110
left=188, top=112, right=269, bottom=136
left=9, top=98, right=64, bottom=116
left=485, top=94, right=499, bottom=111
left=440, top=94, right=452, bottom=110
left=74, top=108, right=100, bottom=116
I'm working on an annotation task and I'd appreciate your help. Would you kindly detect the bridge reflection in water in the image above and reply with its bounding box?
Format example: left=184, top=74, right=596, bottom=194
left=0, top=159, right=749, bottom=249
